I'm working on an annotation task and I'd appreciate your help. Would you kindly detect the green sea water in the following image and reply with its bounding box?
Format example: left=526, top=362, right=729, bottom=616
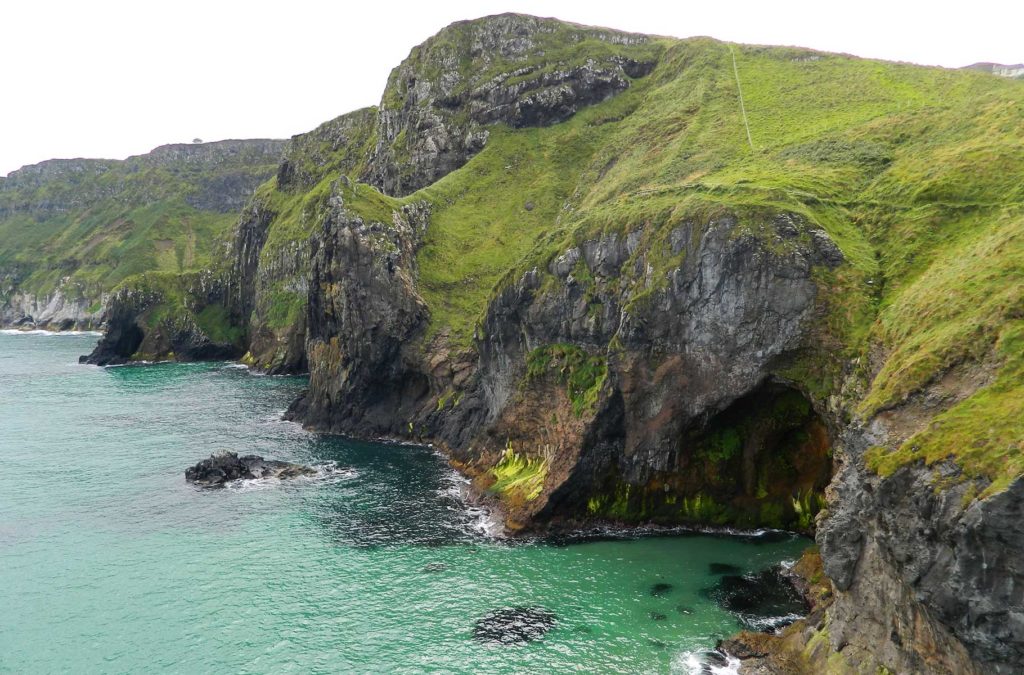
left=0, top=332, right=809, bottom=673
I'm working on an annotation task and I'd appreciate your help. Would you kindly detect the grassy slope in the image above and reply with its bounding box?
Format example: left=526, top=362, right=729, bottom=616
left=383, top=38, right=1023, bottom=493
left=0, top=146, right=281, bottom=304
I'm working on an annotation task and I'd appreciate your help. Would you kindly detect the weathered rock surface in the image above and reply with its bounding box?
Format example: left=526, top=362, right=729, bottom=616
left=286, top=196, right=431, bottom=430
left=815, top=424, right=1024, bottom=674
left=0, top=286, right=103, bottom=331
left=222, top=108, right=380, bottom=374
left=185, top=451, right=315, bottom=486
left=362, top=14, right=658, bottom=196
left=415, top=213, right=842, bottom=530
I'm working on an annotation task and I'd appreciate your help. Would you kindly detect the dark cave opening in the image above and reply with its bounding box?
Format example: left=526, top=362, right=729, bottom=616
left=112, top=322, right=145, bottom=359
left=577, top=380, right=833, bottom=532
left=672, top=380, right=833, bottom=530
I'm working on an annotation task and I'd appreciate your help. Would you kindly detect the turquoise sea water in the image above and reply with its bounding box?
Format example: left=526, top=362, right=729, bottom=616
left=0, top=332, right=808, bottom=673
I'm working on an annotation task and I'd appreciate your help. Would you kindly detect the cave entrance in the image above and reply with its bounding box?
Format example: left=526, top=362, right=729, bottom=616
left=565, top=380, right=832, bottom=532
left=112, top=322, right=145, bottom=359
left=677, top=381, right=833, bottom=530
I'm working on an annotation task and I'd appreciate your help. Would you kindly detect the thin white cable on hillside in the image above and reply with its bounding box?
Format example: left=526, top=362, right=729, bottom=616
left=730, top=44, right=755, bottom=151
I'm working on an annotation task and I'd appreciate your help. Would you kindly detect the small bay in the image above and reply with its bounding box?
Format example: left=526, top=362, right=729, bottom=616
left=0, top=333, right=807, bottom=673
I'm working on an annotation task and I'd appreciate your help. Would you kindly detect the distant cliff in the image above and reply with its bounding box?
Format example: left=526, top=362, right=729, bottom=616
left=964, top=61, right=1024, bottom=79
left=78, top=13, right=1024, bottom=674
left=0, top=139, right=285, bottom=330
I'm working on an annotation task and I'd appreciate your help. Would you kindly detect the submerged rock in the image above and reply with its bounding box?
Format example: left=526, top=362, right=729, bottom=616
left=703, top=567, right=807, bottom=631
left=472, top=606, right=556, bottom=645
left=650, top=582, right=674, bottom=597
left=184, top=451, right=315, bottom=486
left=422, top=562, right=448, bottom=573
left=709, top=562, right=743, bottom=576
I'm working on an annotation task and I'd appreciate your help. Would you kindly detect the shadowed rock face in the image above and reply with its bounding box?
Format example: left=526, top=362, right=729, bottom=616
left=409, top=213, right=841, bottom=531
left=81, top=271, right=242, bottom=366
left=817, top=426, right=1024, bottom=674
left=224, top=108, right=379, bottom=375
left=286, top=205, right=838, bottom=533
left=285, top=198, right=432, bottom=430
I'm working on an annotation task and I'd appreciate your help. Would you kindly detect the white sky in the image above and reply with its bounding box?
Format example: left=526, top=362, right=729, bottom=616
left=1, top=0, right=1021, bottom=177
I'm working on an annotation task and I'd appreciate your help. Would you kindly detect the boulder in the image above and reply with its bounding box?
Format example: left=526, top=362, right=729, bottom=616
left=185, top=451, right=315, bottom=486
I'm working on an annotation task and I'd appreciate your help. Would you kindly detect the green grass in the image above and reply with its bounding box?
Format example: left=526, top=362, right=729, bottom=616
left=490, top=444, right=548, bottom=502
left=867, top=321, right=1024, bottom=497
left=195, top=304, right=244, bottom=344
left=409, top=91, right=645, bottom=346
left=263, top=285, right=306, bottom=330
left=860, top=208, right=1023, bottom=413
left=526, top=343, right=607, bottom=417
left=276, top=107, right=377, bottom=190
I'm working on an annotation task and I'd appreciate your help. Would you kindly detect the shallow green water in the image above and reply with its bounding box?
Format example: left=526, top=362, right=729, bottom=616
left=0, top=332, right=808, bottom=673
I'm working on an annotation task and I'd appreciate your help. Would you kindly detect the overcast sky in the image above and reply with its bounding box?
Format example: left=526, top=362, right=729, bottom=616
left=1, top=0, right=1021, bottom=176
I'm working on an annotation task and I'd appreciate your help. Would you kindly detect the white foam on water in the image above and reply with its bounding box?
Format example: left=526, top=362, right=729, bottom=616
left=223, top=463, right=358, bottom=492
left=1, top=329, right=102, bottom=336
left=438, top=468, right=504, bottom=539
left=742, top=612, right=804, bottom=632
left=466, top=505, right=504, bottom=538
left=676, top=651, right=741, bottom=675
left=258, top=410, right=309, bottom=435
left=220, top=363, right=250, bottom=370
left=104, top=360, right=171, bottom=367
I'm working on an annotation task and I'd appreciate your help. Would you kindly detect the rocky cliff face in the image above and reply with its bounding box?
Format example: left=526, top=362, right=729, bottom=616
left=80, top=270, right=241, bottom=365
left=416, top=213, right=842, bottom=531
left=361, top=14, right=658, bottom=196
left=287, top=196, right=431, bottom=429
left=229, top=109, right=378, bottom=373
left=0, top=283, right=103, bottom=331
left=815, top=426, right=1024, bottom=673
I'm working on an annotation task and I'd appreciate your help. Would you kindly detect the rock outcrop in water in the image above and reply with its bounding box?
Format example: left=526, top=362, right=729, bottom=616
left=80, top=270, right=242, bottom=366
left=73, top=13, right=1024, bottom=674
left=185, top=452, right=315, bottom=486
